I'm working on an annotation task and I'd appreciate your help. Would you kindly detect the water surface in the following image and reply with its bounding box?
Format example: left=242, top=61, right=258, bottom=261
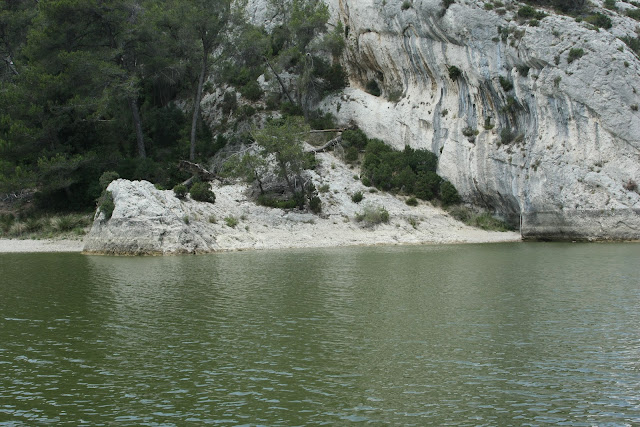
left=1, top=243, right=639, bottom=425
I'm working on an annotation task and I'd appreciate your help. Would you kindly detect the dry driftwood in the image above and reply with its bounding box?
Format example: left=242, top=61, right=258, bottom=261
left=178, top=160, right=220, bottom=186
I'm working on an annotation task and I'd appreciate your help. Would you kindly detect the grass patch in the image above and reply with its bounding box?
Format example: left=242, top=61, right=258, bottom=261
left=355, top=204, right=390, bottom=226
left=447, top=206, right=513, bottom=231
left=0, top=212, right=92, bottom=239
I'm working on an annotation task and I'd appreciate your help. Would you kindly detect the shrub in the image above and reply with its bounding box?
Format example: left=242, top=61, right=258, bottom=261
left=355, top=204, right=390, bottom=226
left=627, top=8, right=640, bottom=20
left=462, top=126, right=478, bottom=137
left=51, top=215, right=78, bottom=232
left=402, top=0, right=412, bottom=10
left=98, top=191, right=115, bottom=220
left=239, top=81, right=263, bottom=101
left=221, top=91, right=238, bottom=115
left=448, top=65, right=462, bottom=80
left=604, top=0, right=617, bottom=10
left=173, top=184, right=188, bottom=199
left=443, top=0, right=455, bottom=9
left=406, top=197, right=418, bottom=206
left=318, top=184, right=330, bottom=193
left=623, top=179, right=638, bottom=192
left=365, top=80, right=381, bottom=96
left=351, top=191, right=364, bottom=203
left=414, top=171, right=442, bottom=200
left=257, top=194, right=299, bottom=209
left=567, top=48, right=585, bottom=63
left=585, top=13, right=612, bottom=29
left=99, top=171, right=120, bottom=191
left=440, top=181, right=461, bottom=206
left=189, top=182, right=216, bottom=203
left=309, top=196, right=322, bottom=213
left=499, top=76, right=514, bottom=91
left=448, top=206, right=513, bottom=231
left=500, top=127, right=516, bottom=145
left=344, top=146, right=359, bottom=163
left=342, top=129, right=368, bottom=150
left=517, top=5, right=536, bottom=18
left=224, top=216, right=238, bottom=228
left=0, top=214, right=15, bottom=234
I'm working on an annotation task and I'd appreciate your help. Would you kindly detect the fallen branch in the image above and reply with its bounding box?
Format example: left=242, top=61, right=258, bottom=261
left=305, top=135, right=342, bottom=153
left=178, top=160, right=220, bottom=182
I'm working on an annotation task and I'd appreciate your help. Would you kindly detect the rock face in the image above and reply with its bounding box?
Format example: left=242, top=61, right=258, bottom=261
left=316, top=0, right=640, bottom=240
left=83, top=180, right=217, bottom=254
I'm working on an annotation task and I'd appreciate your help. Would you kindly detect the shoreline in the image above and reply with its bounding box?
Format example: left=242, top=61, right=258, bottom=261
left=0, top=238, right=85, bottom=253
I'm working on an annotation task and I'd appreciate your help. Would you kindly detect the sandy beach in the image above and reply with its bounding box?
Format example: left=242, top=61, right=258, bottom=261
left=0, top=239, right=85, bottom=253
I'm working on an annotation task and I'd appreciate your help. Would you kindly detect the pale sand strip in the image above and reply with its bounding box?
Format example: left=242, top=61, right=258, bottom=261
left=0, top=239, right=84, bottom=253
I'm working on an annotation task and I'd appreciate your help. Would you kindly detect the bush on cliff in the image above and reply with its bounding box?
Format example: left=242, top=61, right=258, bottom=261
left=189, top=182, right=216, bottom=203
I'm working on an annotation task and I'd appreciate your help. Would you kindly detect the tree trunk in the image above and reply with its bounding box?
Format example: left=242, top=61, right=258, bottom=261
left=190, top=45, right=208, bottom=162
left=3, top=56, right=18, bottom=76
left=128, top=97, right=146, bottom=158
left=264, top=56, right=295, bottom=105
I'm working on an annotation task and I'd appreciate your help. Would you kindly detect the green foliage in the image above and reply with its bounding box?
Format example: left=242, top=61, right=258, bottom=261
left=355, top=204, right=390, bottom=226
left=518, top=5, right=537, bottom=18
left=620, top=36, right=640, bottom=56
left=500, top=127, right=516, bottom=145
left=344, top=147, right=359, bottom=163
left=309, top=196, right=322, bottom=213
left=98, top=191, right=115, bottom=220
left=252, top=116, right=310, bottom=194
left=289, top=0, right=330, bottom=50
left=239, top=81, right=263, bottom=101
left=189, top=182, right=216, bottom=203
left=499, top=76, right=514, bottom=91
left=568, top=48, right=585, bottom=63
left=448, top=65, right=462, bottom=80
left=312, top=59, right=348, bottom=95
left=321, top=21, right=346, bottom=58
left=361, top=140, right=452, bottom=202
left=351, top=191, right=364, bottom=203
left=257, top=194, right=300, bottom=209
left=584, top=13, right=612, bottom=29
left=448, top=206, right=513, bottom=231
left=342, top=129, right=369, bottom=150
left=439, top=181, right=460, bottom=206
left=365, top=80, right=381, bottom=96
left=604, top=0, right=617, bottom=10
left=626, top=8, right=640, bottom=20
left=224, top=216, right=238, bottom=228
left=402, top=1, right=413, bottom=10
left=173, top=184, right=188, bottom=199
left=443, top=0, right=455, bottom=9
left=99, top=171, right=120, bottom=191
left=307, top=110, right=336, bottom=130
left=406, top=197, right=418, bottom=206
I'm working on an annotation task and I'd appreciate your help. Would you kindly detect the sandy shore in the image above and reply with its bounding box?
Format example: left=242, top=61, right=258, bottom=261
left=0, top=238, right=85, bottom=253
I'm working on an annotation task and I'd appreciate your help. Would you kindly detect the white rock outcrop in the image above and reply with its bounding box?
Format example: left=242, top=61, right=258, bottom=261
left=317, top=0, right=640, bottom=239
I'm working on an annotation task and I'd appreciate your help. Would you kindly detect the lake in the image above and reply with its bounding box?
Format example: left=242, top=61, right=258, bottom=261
left=1, top=243, right=639, bottom=425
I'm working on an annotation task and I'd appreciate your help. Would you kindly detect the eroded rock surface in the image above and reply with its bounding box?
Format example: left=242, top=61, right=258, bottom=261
left=317, top=0, right=640, bottom=239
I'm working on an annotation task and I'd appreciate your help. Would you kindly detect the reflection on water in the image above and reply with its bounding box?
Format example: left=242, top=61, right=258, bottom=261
left=1, top=243, right=640, bottom=425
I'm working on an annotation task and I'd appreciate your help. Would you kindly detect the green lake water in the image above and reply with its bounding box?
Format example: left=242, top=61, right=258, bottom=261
left=1, top=243, right=639, bottom=425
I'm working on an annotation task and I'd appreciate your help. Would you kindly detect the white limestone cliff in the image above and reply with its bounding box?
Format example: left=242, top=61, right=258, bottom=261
left=312, top=0, right=640, bottom=239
